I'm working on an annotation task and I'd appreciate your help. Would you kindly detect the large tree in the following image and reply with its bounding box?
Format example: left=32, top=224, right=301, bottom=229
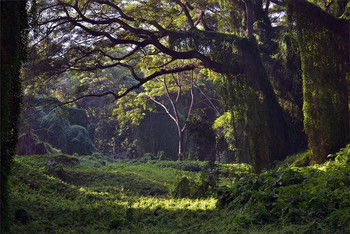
left=1, top=1, right=28, bottom=232
left=28, top=0, right=348, bottom=171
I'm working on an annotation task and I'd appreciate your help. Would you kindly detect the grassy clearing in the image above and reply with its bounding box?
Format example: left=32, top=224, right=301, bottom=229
left=7, top=146, right=350, bottom=233
left=9, top=155, right=223, bottom=233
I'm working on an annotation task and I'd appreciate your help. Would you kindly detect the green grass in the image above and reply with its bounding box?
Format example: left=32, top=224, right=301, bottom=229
left=7, top=146, right=350, bottom=233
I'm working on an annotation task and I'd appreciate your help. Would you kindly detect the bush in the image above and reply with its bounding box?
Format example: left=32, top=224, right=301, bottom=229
left=67, top=125, right=98, bottom=155
left=194, top=172, right=217, bottom=197
left=143, top=153, right=154, bottom=161
left=156, top=151, right=167, bottom=160
left=170, top=176, right=194, bottom=198
left=171, top=172, right=218, bottom=198
left=44, top=142, right=61, bottom=154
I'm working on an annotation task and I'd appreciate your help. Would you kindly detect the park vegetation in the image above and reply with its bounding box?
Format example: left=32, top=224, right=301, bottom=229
left=1, top=0, right=349, bottom=232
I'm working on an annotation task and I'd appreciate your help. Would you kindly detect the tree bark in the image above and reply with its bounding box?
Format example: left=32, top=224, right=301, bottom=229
left=288, top=0, right=349, bottom=163
left=0, top=1, right=27, bottom=232
left=245, top=0, right=254, bottom=38
left=178, top=130, right=184, bottom=161
left=236, top=38, right=301, bottom=172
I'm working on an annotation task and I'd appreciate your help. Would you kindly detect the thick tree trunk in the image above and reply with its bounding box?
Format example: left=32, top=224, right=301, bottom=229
left=0, top=1, right=27, bottom=232
left=288, top=0, right=349, bottom=163
left=237, top=38, right=301, bottom=172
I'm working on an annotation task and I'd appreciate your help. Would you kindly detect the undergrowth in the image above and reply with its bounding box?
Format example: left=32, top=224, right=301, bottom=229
left=217, top=144, right=350, bottom=232
left=7, top=145, right=350, bottom=233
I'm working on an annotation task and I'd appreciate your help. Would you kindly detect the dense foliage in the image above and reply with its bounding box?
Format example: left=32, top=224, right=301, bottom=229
left=19, top=96, right=98, bottom=155
left=217, top=144, right=350, bottom=231
left=3, top=1, right=349, bottom=231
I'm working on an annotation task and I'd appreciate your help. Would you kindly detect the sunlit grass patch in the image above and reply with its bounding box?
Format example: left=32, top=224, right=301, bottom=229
left=10, top=154, right=225, bottom=233
left=128, top=196, right=217, bottom=211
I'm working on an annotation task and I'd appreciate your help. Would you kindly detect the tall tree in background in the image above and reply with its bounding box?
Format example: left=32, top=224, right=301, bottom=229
left=139, top=69, right=219, bottom=160
left=141, top=72, right=196, bottom=160
left=1, top=1, right=28, bottom=232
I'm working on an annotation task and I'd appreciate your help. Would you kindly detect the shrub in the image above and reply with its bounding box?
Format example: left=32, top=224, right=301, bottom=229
left=66, top=125, right=98, bottom=155
left=156, top=151, right=166, bottom=160
left=170, top=176, right=194, bottom=198
left=194, top=172, right=217, bottom=198
left=171, top=172, right=218, bottom=199
left=143, top=153, right=154, bottom=161
left=44, top=142, right=61, bottom=154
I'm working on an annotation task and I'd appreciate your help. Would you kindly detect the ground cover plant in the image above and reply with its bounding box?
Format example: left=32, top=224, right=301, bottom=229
left=8, top=145, right=350, bottom=233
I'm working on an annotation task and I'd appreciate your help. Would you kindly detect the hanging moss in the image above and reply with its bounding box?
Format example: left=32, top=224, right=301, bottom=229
left=171, top=29, right=300, bottom=172
left=226, top=40, right=300, bottom=172
left=290, top=2, right=349, bottom=164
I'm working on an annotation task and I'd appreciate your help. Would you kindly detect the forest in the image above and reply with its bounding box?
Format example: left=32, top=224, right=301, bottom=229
left=0, top=0, right=349, bottom=232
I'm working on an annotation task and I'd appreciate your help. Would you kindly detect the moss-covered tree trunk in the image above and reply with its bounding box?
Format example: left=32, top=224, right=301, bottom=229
left=288, top=0, right=349, bottom=164
left=0, top=1, right=27, bottom=232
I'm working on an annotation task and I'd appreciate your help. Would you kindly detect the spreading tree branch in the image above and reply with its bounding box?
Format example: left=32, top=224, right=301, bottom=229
left=61, top=62, right=204, bottom=105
